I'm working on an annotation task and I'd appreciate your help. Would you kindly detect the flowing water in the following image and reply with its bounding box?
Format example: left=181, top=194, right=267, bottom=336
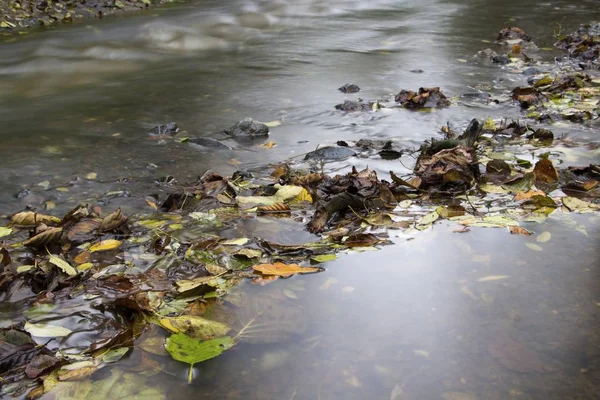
left=0, top=0, right=599, bottom=399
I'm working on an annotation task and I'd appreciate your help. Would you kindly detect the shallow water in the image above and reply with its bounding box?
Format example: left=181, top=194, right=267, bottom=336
left=0, top=0, right=599, bottom=399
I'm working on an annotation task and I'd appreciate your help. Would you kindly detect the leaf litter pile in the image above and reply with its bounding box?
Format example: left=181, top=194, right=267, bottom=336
left=1, top=23, right=600, bottom=399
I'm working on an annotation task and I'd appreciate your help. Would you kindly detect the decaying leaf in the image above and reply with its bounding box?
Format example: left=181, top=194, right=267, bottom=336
left=99, top=209, right=128, bottom=232
left=252, top=262, right=321, bottom=276
left=159, top=315, right=230, bottom=340
left=23, top=227, right=63, bottom=248
left=533, top=159, right=558, bottom=183
left=11, top=211, right=61, bottom=227
left=257, top=203, right=291, bottom=215
left=24, top=322, right=72, bottom=337
left=166, top=333, right=234, bottom=383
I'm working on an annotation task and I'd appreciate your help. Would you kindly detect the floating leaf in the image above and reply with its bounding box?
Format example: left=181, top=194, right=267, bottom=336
left=508, top=226, right=533, bottom=236
left=165, top=333, right=234, bottom=383
left=25, top=322, right=72, bottom=338
left=562, top=196, right=597, bottom=212
left=257, top=203, right=291, bottom=214
left=293, top=188, right=313, bottom=203
left=253, top=262, right=321, bottom=276
left=49, top=255, right=78, bottom=276
left=311, top=254, right=337, bottom=263
left=175, top=276, right=220, bottom=293
left=159, top=315, right=230, bottom=340
left=0, top=227, right=13, bottom=238
left=259, top=141, right=276, bottom=149
left=477, top=275, right=510, bottom=282
left=89, top=240, right=122, bottom=252
left=99, top=347, right=129, bottom=364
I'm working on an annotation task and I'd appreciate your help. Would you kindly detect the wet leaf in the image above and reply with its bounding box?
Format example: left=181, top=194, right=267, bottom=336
left=533, top=159, right=558, bottom=183
left=99, top=209, right=127, bottom=232
left=293, top=188, right=313, bottom=203
left=89, top=239, right=122, bottom=252
left=477, top=275, right=510, bottom=282
left=311, top=254, right=337, bottom=263
left=253, top=262, right=321, bottom=276
left=23, top=227, right=63, bottom=248
left=49, top=255, right=78, bottom=276
left=257, top=203, right=291, bottom=214
left=221, top=238, right=249, bottom=246
left=436, top=205, right=466, bottom=218
left=0, top=227, right=13, bottom=238
left=237, top=185, right=304, bottom=206
left=11, top=211, right=61, bottom=227
left=175, top=276, right=220, bottom=293
left=165, top=333, right=234, bottom=383
left=139, top=336, right=168, bottom=356
left=508, top=226, right=533, bottom=236
left=86, top=172, right=97, bottom=180
left=562, top=196, right=597, bottom=212
left=159, top=315, right=230, bottom=340
left=99, top=347, right=129, bottom=364
left=536, top=231, right=551, bottom=243
left=25, top=322, right=72, bottom=337
left=25, top=354, right=58, bottom=379
left=514, top=190, right=546, bottom=201
left=58, top=365, right=97, bottom=381
left=259, top=141, right=276, bottom=149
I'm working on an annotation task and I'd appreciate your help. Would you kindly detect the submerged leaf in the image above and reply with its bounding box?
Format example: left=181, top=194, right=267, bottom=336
left=159, top=316, right=230, bottom=340
left=25, top=322, right=72, bottom=337
left=165, top=334, right=234, bottom=383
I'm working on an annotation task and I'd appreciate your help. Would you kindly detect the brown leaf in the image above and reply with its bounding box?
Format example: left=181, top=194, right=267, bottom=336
left=99, top=208, right=127, bottom=232
left=514, top=190, right=545, bottom=201
left=0, top=248, right=11, bottom=267
left=25, top=354, right=58, bottom=379
left=253, top=262, right=322, bottom=277
left=23, top=228, right=63, bottom=248
left=11, top=211, right=61, bottom=228
left=66, top=218, right=101, bottom=242
left=508, top=226, right=533, bottom=236
left=73, top=251, right=90, bottom=265
left=344, top=233, right=381, bottom=248
left=533, top=159, right=558, bottom=183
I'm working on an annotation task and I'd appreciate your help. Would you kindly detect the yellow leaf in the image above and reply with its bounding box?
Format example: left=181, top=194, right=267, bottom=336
left=77, top=263, right=94, bottom=271
left=253, top=262, right=321, bottom=276
left=89, top=239, right=121, bottom=252
left=86, top=172, right=97, bottom=180
left=293, top=188, right=313, bottom=203
left=263, top=120, right=281, bottom=128
left=259, top=141, right=276, bottom=149
left=56, top=187, right=70, bottom=192
left=49, top=255, right=78, bottom=276
left=158, top=315, right=230, bottom=340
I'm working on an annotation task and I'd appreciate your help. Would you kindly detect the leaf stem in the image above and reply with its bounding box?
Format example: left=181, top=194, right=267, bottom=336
left=188, top=363, right=194, bottom=384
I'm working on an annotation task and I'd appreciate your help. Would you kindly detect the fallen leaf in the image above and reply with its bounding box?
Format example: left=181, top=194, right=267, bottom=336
left=514, top=190, right=545, bottom=201
left=86, top=172, right=97, bottom=180
left=159, top=315, right=230, bottom=340
left=166, top=333, right=234, bottom=384
left=25, top=322, right=72, bottom=338
left=99, top=209, right=127, bottom=232
left=0, top=227, right=13, bottom=238
left=259, top=141, right=276, bottom=149
left=533, top=159, right=558, bottom=183
left=508, top=226, right=533, bottom=236
left=49, top=255, right=78, bottom=276
left=11, top=211, right=61, bottom=227
left=253, top=262, right=321, bottom=276
left=23, top=227, right=63, bottom=248
left=89, top=239, right=122, bottom=252
left=311, top=254, right=337, bottom=263
left=536, top=231, right=551, bottom=243
left=477, top=275, right=510, bottom=282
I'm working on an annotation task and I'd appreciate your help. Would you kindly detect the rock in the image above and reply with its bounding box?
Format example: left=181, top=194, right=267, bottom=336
left=223, top=118, right=269, bottom=137
left=395, top=87, right=451, bottom=109
left=523, top=67, right=543, bottom=76
left=334, top=100, right=373, bottom=112
left=188, top=137, right=232, bottom=150
left=304, top=146, right=357, bottom=161
left=147, top=122, right=178, bottom=136
left=338, top=83, right=361, bottom=93
left=492, top=55, right=510, bottom=65
left=496, top=27, right=531, bottom=44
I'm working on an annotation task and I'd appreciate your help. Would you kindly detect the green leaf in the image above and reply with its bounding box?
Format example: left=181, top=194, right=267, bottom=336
left=49, top=255, right=78, bottom=276
left=310, top=254, right=337, bottom=263
left=165, top=334, right=234, bottom=383
left=0, top=227, right=13, bottom=238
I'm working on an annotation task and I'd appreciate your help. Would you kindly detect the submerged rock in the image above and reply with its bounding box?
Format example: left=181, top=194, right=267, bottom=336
left=147, top=122, right=178, bottom=136
left=338, top=83, right=361, bottom=93
left=334, top=100, right=373, bottom=112
left=223, top=118, right=269, bottom=137
left=304, top=146, right=357, bottom=161
left=188, top=137, right=232, bottom=150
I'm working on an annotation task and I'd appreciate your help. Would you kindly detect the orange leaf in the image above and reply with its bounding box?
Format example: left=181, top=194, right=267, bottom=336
left=259, top=141, right=276, bottom=149
left=514, top=190, right=545, bottom=201
left=508, top=226, right=533, bottom=236
left=252, top=262, right=321, bottom=276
